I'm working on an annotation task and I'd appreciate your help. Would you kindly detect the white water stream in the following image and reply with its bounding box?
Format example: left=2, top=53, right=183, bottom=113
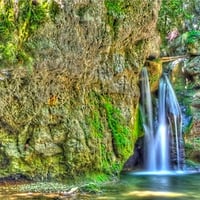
left=140, top=68, right=184, bottom=172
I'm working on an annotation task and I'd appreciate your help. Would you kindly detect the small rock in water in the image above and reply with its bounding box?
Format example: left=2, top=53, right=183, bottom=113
left=62, top=187, right=79, bottom=196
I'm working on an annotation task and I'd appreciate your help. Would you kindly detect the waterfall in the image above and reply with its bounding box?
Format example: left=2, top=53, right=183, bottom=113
left=140, top=68, right=185, bottom=172
left=164, top=74, right=184, bottom=170
left=140, top=68, right=156, bottom=171
left=156, top=76, right=170, bottom=171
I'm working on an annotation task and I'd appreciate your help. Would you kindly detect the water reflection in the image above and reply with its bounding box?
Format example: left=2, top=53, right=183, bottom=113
left=91, top=173, right=200, bottom=200
left=122, top=190, right=186, bottom=198
left=0, top=173, right=200, bottom=200
left=149, top=176, right=170, bottom=190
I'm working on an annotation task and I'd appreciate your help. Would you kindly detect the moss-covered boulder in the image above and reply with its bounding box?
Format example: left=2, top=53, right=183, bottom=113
left=0, top=0, right=161, bottom=180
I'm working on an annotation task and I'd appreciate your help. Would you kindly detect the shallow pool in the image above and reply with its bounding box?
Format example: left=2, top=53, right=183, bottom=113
left=1, top=172, right=200, bottom=200
left=92, top=172, right=200, bottom=200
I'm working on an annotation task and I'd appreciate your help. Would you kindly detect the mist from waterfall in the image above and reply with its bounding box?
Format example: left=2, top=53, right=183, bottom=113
left=140, top=68, right=185, bottom=172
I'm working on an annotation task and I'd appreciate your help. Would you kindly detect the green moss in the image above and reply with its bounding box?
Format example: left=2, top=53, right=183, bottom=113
left=86, top=92, right=135, bottom=176
left=104, top=0, right=124, bottom=17
left=86, top=93, right=112, bottom=174
left=104, top=0, right=125, bottom=38
left=133, top=105, right=143, bottom=139
left=3, top=151, right=66, bottom=181
left=103, top=97, right=133, bottom=160
left=185, top=30, right=200, bottom=44
left=0, top=0, right=61, bottom=68
left=79, top=173, right=111, bottom=193
left=86, top=93, right=104, bottom=168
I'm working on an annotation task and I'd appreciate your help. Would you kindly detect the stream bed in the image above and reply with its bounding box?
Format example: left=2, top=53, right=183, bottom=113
left=1, top=172, right=200, bottom=200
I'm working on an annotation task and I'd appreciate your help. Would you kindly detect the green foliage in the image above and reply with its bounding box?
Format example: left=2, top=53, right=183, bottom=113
left=104, top=0, right=124, bottom=17
left=158, top=0, right=184, bottom=39
left=80, top=173, right=110, bottom=193
left=185, top=30, right=200, bottom=44
left=0, top=0, right=61, bottom=68
left=17, top=1, right=48, bottom=44
left=185, top=159, right=200, bottom=167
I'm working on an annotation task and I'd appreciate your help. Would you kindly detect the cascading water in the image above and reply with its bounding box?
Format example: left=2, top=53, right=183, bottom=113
left=140, top=68, right=156, bottom=171
left=164, top=74, right=185, bottom=170
left=156, top=76, right=170, bottom=171
left=140, top=67, right=185, bottom=172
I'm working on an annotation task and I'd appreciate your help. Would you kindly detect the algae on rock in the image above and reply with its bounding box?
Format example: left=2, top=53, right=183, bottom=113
left=0, top=0, right=161, bottom=180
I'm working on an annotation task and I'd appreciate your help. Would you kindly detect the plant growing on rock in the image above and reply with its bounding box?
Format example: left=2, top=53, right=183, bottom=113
left=104, top=0, right=125, bottom=38
left=158, top=0, right=184, bottom=40
left=0, top=0, right=62, bottom=68
left=185, top=30, right=200, bottom=44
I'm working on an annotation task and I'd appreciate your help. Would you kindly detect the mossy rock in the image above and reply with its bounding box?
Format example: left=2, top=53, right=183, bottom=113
left=145, top=60, right=163, bottom=92
left=184, top=30, right=200, bottom=55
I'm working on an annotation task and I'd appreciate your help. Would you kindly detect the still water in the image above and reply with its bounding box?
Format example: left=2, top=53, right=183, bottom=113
left=0, top=172, right=200, bottom=200
left=89, top=172, right=200, bottom=200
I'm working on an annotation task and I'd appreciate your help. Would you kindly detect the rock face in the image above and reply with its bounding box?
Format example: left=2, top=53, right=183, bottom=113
left=0, top=0, right=160, bottom=180
left=169, top=55, right=200, bottom=167
left=157, top=0, right=200, bottom=166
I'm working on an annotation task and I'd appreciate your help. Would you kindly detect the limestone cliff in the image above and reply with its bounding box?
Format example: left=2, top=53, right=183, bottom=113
left=0, top=0, right=160, bottom=180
